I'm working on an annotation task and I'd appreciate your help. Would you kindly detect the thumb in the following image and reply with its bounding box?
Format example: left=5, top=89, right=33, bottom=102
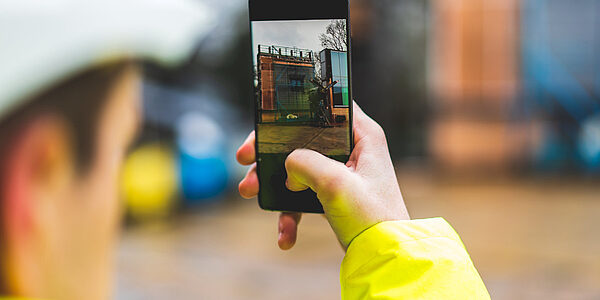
left=285, top=149, right=351, bottom=199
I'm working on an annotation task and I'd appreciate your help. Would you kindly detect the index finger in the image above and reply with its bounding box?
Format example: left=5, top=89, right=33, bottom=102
left=236, top=131, right=255, bottom=165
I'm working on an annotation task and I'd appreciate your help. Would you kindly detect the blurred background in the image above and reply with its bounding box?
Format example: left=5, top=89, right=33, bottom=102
left=117, top=0, right=600, bottom=299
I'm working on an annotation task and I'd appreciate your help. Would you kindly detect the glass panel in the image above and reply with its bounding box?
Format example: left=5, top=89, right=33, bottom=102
left=330, top=51, right=349, bottom=107
left=272, top=63, right=314, bottom=122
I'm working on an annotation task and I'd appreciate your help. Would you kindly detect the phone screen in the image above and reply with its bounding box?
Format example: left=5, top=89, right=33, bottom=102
left=249, top=1, right=352, bottom=213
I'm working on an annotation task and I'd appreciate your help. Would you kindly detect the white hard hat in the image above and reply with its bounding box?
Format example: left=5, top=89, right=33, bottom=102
left=0, top=0, right=214, bottom=119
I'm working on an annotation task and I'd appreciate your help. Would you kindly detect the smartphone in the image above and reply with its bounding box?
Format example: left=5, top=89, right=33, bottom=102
left=248, top=0, right=353, bottom=213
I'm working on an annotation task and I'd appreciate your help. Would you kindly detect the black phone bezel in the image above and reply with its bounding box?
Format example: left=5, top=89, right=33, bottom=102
left=248, top=0, right=354, bottom=213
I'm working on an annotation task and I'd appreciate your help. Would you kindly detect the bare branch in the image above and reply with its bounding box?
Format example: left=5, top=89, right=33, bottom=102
left=319, top=20, right=347, bottom=51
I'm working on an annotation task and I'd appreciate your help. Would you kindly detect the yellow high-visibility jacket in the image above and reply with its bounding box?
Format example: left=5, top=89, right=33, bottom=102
left=341, top=217, right=490, bottom=299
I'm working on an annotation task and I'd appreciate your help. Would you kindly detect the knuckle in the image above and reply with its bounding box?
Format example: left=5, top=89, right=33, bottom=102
left=285, top=149, right=307, bottom=170
left=367, top=122, right=387, bottom=145
left=317, top=174, right=348, bottom=200
left=372, top=123, right=386, bottom=139
left=284, top=151, right=298, bottom=171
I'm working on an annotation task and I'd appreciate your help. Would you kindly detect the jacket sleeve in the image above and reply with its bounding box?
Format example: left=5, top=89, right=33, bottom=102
left=340, top=218, right=490, bottom=300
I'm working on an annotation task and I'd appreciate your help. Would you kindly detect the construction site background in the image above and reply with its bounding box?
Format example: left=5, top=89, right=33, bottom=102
left=118, top=0, right=600, bottom=299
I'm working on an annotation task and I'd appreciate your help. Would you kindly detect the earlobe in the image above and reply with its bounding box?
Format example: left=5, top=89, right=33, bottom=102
left=0, top=115, right=74, bottom=295
left=1, top=115, right=73, bottom=240
left=2, top=130, right=36, bottom=239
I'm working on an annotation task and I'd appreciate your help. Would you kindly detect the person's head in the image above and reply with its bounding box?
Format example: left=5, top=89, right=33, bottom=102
left=0, top=62, right=141, bottom=299
left=0, top=1, right=211, bottom=299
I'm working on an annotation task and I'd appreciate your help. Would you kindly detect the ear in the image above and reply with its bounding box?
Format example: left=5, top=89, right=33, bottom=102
left=1, top=114, right=74, bottom=251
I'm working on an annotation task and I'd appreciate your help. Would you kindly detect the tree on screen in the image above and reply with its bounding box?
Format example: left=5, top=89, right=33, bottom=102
left=319, top=20, right=347, bottom=51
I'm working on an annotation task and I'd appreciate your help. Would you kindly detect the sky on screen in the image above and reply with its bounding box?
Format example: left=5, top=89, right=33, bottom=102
left=251, top=19, right=342, bottom=66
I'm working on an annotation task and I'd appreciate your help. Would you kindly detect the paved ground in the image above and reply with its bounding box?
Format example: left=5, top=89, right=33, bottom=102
left=117, top=168, right=600, bottom=299
left=257, top=123, right=350, bottom=155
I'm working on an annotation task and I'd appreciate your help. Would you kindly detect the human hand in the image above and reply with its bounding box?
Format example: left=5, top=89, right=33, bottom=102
left=237, top=101, right=409, bottom=250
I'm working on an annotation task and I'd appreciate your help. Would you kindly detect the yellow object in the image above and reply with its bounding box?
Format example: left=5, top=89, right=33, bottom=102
left=121, top=144, right=177, bottom=219
left=341, top=218, right=490, bottom=299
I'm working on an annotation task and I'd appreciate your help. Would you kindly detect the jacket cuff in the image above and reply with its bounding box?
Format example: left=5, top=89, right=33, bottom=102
left=341, top=217, right=465, bottom=280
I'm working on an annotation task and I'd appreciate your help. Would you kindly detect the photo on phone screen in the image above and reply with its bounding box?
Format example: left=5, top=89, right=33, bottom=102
left=250, top=5, right=352, bottom=213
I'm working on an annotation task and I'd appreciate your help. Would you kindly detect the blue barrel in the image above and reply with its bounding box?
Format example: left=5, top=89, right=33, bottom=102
left=176, top=112, right=229, bottom=203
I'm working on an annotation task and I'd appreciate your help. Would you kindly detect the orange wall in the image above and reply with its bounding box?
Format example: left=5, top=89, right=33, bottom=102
left=428, top=0, right=527, bottom=172
left=429, top=0, right=519, bottom=108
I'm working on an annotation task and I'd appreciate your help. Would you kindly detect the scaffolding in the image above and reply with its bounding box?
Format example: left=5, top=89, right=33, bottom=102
left=258, top=44, right=314, bottom=63
left=257, top=44, right=316, bottom=123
